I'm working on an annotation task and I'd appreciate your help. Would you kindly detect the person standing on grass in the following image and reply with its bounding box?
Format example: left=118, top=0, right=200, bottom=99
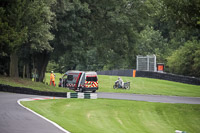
left=50, top=71, right=55, bottom=86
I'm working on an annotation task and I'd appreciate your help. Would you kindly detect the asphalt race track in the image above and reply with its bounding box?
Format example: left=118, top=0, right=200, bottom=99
left=0, top=92, right=66, bottom=133
left=97, top=92, right=200, bottom=104
left=0, top=92, right=200, bottom=133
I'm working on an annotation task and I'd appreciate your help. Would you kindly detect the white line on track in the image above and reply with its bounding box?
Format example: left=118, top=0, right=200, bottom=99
left=17, top=97, right=71, bottom=133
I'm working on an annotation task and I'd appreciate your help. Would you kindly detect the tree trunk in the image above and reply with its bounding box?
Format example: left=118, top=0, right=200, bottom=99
left=34, top=68, right=37, bottom=82
left=34, top=51, right=50, bottom=82
left=22, top=63, right=31, bottom=79
left=26, top=63, right=30, bottom=78
left=9, top=52, right=19, bottom=77
left=23, top=65, right=25, bottom=78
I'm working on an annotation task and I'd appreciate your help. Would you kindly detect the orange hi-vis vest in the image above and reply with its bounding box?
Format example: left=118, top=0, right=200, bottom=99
left=50, top=73, right=55, bottom=81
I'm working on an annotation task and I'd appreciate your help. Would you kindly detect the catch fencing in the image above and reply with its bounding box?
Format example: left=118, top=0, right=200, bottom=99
left=136, top=55, right=157, bottom=72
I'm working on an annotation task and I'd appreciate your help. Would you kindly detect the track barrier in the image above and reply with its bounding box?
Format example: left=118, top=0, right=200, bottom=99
left=0, top=84, right=97, bottom=99
left=67, top=92, right=97, bottom=99
left=175, top=130, right=187, bottom=133
left=97, top=70, right=200, bottom=85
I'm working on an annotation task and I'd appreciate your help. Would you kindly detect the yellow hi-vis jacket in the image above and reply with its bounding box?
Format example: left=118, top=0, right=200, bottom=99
left=50, top=73, right=55, bottom=81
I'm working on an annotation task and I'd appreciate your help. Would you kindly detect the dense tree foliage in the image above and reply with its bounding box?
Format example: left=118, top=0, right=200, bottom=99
left=1, top=0, right=200, bottom=80
left=167, top=40, right=200, bottom=77
left=0, top=0, right=55, bottom=81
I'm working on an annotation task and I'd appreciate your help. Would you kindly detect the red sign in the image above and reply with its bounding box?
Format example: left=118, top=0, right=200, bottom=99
left=157, top=64, right=164, bottom=72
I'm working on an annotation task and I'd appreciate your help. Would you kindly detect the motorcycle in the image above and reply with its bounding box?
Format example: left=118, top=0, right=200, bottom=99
left=113, top=81, right=130, bottom=89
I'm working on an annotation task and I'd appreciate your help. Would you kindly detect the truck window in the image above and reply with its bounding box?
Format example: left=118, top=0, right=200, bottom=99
left=67, top=75, right=73, bottom=81
left=86, top=77, right=97, bottom=81
left=63, top=75, right=67, bottom=79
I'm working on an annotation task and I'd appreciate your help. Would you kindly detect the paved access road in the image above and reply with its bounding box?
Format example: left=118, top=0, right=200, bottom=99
left=0, top=92, right=200, bottom=133
left=0, top=92, right=66, bottom=133
left=97, top=92, right=200, bottom=104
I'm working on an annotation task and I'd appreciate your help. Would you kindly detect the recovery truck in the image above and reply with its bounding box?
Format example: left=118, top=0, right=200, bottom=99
left=59, top=71, right=98, bottom=93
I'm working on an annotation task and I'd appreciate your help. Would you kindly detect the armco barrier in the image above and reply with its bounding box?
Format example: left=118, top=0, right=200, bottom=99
left=97, top=70, right=200, bottom=85
left=97, top=69, right=133, bottom=77
left=136, top=71, right=200, bottom=85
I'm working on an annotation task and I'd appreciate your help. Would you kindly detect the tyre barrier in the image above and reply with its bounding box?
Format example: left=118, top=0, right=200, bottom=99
left=67, top=92, right=97, bottom=99
left=0, top=84, right=66, bottom=97
left=0, top=84, right=98, bottom=99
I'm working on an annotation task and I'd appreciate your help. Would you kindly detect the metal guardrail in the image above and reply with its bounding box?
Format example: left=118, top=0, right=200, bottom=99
left=97, top=70, right=200, bottom=85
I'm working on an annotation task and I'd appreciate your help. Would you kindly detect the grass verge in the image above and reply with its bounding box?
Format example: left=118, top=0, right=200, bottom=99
left=1, top=73, right=199, bottom=96
left=22, top=99, right=200, bottom=133
left=0, top=75, right=71, bottom=92
left=98, top=75, right=200, bottom=97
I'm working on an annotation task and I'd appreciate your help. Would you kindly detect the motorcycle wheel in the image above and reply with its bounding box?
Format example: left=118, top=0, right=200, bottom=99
left=113, top=85, right=118, bottom=89
left=125, top=86, right=130, bottom=89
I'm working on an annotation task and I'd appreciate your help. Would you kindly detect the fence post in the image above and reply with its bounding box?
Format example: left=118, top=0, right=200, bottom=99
left=136, top=56, right=138, bottom=70
left=133, top=70, right=136, bottom=77
left=147, top=55, right=149, bottom=71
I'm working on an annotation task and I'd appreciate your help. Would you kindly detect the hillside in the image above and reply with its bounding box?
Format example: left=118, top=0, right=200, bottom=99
left=0, top=75, right=70, bottom=92
left=98, top=75, right=200, bottom=97
left=1, top=74, right=200, bottom=97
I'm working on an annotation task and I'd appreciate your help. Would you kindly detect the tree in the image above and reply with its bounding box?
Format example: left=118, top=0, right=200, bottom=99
left=0, top=0, right=55, bottom=81
left=136, top=26, right=168, bottom=63
left=158, top=0, right=200, bottom=49
left=50, top=0, right=94, bottom=72
left=0, top=0, right=28, bottom=77
left=49, top=0, right=158, bottom=71
left=167, top=40, right=200, bottom=77
left=0, top=7, right=11, bottom=75
left=27, top=0, right=55, bottom=81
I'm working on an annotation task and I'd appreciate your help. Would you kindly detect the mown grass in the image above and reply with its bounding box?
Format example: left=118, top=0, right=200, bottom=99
left=22, top=99, right=200, bottom=133
left=98, top=75, right=200, bottom=97
left=1, top=73, right=199, bottom=96
left=0, top=75, right=71, bottom=92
